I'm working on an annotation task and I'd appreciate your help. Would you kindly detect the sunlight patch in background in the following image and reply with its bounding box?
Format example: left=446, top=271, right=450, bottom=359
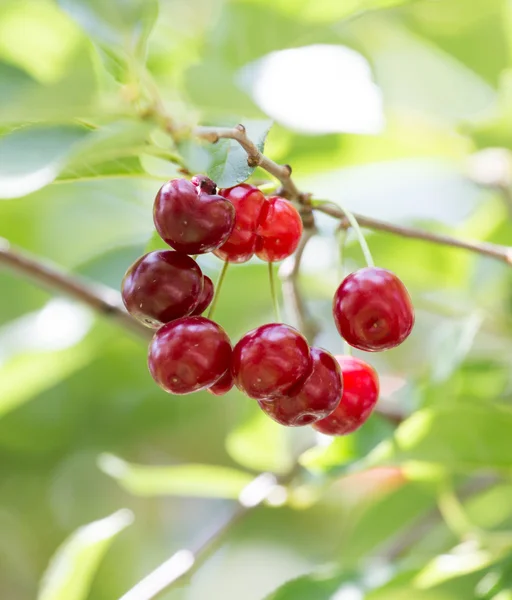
left=239, top=44, right=385, bottom=134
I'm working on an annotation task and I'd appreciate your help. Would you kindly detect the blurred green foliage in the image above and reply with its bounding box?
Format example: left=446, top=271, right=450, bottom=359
left=1, top=0, right=512, bottom=599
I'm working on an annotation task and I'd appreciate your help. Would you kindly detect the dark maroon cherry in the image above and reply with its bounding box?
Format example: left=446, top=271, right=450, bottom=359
left=313, top=355, right=379, bottom=436
left=148, top=316, right=232, bottom=395
left=231, top=323, right=311, bottom=400
left=333, top=267, right=414, bottom=351
left=255, top=196, right=303, bottom=262
left=154, top=178, right=235, bottom=254
left=258, top=347, right=343, bottom=426
left=121, top=250, right=203, bottom=328
left=207, top=369, right=234, bottom=396
left=191, top=275, right=214, bottom=316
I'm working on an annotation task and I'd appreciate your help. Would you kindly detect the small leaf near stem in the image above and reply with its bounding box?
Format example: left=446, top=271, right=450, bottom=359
left=268, top=261, right=281, bottom=322
left=314, top=200, right=375, bottom=268
left=207, top=261, right=229, bottom=320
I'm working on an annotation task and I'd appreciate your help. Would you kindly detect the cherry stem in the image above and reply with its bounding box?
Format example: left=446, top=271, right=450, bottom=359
left=207, top=261, right=229, bottom=320
left=343, top=339, right=353, bottom=357
left=333, top=201, right=375, bottom=268
left=268, top=261, right=281, bottom=322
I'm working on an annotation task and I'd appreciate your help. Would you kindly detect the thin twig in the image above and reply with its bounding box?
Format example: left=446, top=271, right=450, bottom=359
left=314, top=203, right=512, bottom=265
left=0, top=238, right=153, bottom=340
left=195, top=125, right=301, bottom=201
left=279, top=228, right=320, bottom=343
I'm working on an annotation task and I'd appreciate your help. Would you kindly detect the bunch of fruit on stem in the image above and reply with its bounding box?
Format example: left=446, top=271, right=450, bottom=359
left=121, top=175, right=414, bottom=436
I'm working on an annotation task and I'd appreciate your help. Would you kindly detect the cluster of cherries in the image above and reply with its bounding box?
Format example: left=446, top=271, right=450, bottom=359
left=121, top=175, right=414, bottom=436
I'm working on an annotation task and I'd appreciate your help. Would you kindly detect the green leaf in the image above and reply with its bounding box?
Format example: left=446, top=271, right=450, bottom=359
left=225, top=408, right=294, bottom=475
left=366, top=404, right=512, bottom=472
left=207, top=120, right=272, bottom=188
left=0, top=124, right=88, bottom=199
left=57, top=0, right=158, bottom=57
left=37, top=509, right=133, bottom=600
left=98, top=453, right=254, bottom=498
left=264, top=570, right=353, bottom=600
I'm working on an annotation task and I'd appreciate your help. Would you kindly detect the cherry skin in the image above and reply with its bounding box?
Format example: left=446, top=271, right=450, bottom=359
left=214, top=184, right=266, bottom=263
left=255, top=196, right=303, bottom=262
left=148, top=316, right=232, bottom=395
left=207, top=369, right=234, bottom=396
left=258, top=347, right=343, bottom=426
left=121, top=250, right=203, bottom=328
left=191, top=174, right=217, bottom=195
left=190, top=275, right=214, bottom=316
left=231, top=323, right=311, bottom=400
left=333, top=267, right=414, bottom=351
left=313, top=355, right=379, bottom=436
left=154, top=178, right=235, bottom=254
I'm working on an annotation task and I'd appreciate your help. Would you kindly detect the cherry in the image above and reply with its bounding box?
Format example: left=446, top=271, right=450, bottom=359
left=148, top=316, right=232, bottom=395
left=257, top=347, right=343, bottom=426
left=121, top=250, right=203, bottom=328
left=214, top=183, right=266, bottom=263
left=191, top=174, right=217, bottom=195
left=154, top=178, right=235, bottom=254
left=333, top=267, right=414, bottom=351
left=190, top=275, right=214, bottom=316
left=207, top=369, right=234, bottom=396
left=313, top=356, right=379, bottom=436
left=255, top=196, right=303, bottom=262
left=231, top=323, right=311, bottom=400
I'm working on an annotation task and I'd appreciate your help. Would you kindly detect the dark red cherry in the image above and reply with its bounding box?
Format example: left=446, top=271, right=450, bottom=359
left=231, top=323, right=311, bottom=400
left=190, top=275, right=214, bottom=316
left=207, top=369, right=234, bottom=396
left=148, top=316, right=232, bottom=395
left=154, top=178, right=235, bottom=254
left=333, top=267, right=414, bottom=351
left=313, top=355, right=379, bottom=436
left=121, top=251, right=203, bottom=328
left=255, top=196, right=303, bottom=262
left=258, top=347, right=343, bottom=426
left=191, top=174, right=217, bottom=195
left=214, top=184, right=267, bottom=263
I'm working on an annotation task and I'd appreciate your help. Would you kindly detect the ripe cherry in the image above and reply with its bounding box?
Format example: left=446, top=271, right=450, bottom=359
left=207, top=369, right=234, bottom=396
left=121, top=251, right=203, bottom=328
left=154, top=178, right=235, bottom=254
left=231, top=323, right=311, bottom=400
left=255, top=196, right=303, bottom=262
left=313, top=356, right=379, bottom=436
left=333, top=267, right=414, bottom=351
left=191, top=275, right=214, bottom=316
left=215, top=184, right=266, bottom=263
left=148, top=316, right=232, bottom=395
left=258, top=347, right=343, bottom=426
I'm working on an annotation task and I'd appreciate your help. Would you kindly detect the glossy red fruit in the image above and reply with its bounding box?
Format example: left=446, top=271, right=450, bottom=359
left=258, top=347, right=343, bottom=426
left=191, top=275, right=214, bottom=316
left=207, top=369, right=234, bottom=396
left=214, top=184, right=266, bottom=263
left=121, top=251, right=203, bottom=328
left=313, top=356, right=379, bottom=436
left=148, top=317, right=232, bottom=395
left=255, top=196, right=303, bottom=262
left=333, top=267, right=414, bottom=351
left=154, top=178, right=235, bottom=254
left=231, top=323, right=311, bottom=400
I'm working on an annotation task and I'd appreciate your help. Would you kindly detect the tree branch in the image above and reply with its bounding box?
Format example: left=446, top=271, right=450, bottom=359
left=314, top=203, right=512, bottom=265
left=0, top=238, right=152, bottom=340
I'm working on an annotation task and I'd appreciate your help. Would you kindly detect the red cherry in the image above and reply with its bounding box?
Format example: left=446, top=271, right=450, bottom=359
left=333, top=267, right=414, bottom=351
left=207, top=369, right=234, bottom=396
left=190, top=275, right=214, bottom=316
left=214, top=184, right=266, bottom=263
left=313, top=356, right=379, bottom=436
left=148, top=316, right=232, bottom=395
left=255, top=196, right=303, bottom=262
left=191, top=174, right=217, bottom=195
left=121, top=251, right=203, bottom=328
left=154, top=178, right=235, bottom=254
left=257, top=347, right=343, bottom=426
left=231, top=323, right=311, bottom=400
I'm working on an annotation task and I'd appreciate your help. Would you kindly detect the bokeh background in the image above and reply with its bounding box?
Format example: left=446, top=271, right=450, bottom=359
left=1, top=0, right=512, bottom=599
